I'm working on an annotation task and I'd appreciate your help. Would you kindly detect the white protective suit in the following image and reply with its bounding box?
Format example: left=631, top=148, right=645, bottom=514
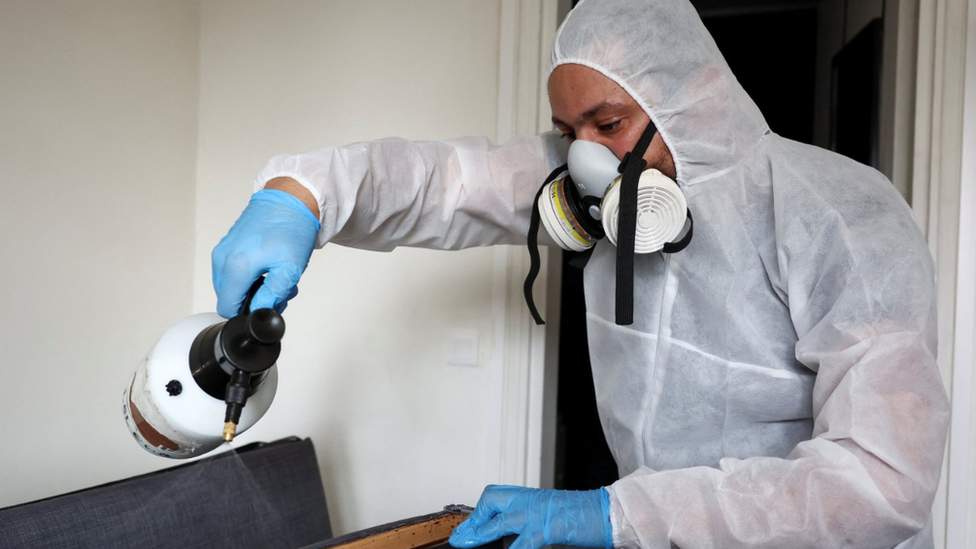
left=253, top=0, right=950, bottom=547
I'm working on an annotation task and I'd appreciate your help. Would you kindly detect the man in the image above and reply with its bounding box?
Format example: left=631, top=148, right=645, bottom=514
left=212, top=1, right=949, bottom=547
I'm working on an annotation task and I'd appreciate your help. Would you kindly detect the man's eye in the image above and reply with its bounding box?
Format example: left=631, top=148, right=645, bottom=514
left=560, top=133, right=576, bottom=141
left=598, top=121, right=620, bottom=132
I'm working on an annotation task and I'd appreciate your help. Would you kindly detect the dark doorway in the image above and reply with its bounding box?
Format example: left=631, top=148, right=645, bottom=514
left=553, top=251, right=619, bottom=490
left=552, top=5, right=819, bottom=490
left=831, top=18, right=884, bottom=168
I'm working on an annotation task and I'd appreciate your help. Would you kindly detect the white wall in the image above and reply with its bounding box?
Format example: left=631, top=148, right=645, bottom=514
left=0, top=0, right=536, bottom=535
left=0, top=0, right=201, bottom=505
left=192, top=0, right=506, bottom=534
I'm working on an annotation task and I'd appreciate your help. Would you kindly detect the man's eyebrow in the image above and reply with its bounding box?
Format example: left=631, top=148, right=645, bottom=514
left=551, top=100, right=631, bottom=127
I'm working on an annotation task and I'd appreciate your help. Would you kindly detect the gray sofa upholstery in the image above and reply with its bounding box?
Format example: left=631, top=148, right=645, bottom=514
left=0, top=437, right=332, bottom=548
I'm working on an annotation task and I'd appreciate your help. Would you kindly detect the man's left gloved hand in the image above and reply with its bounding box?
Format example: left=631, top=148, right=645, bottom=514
left=449, top=486, right=613, bottom=549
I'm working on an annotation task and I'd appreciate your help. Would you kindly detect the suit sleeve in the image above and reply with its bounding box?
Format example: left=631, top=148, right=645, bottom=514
left=253, top=133, right=567, bottom=251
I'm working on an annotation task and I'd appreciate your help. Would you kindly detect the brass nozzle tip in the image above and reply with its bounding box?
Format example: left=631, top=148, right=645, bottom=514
left=223, top=422, right=237, bottom=442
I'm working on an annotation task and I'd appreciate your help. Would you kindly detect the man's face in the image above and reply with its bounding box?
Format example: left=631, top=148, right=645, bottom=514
left=549, top=63, right=675, bottom=179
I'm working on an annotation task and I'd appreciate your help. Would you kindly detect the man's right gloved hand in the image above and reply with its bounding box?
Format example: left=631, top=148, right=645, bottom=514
left=449, top=486, right=613, bottom=549
left=212, top=189, right=321, bottom=318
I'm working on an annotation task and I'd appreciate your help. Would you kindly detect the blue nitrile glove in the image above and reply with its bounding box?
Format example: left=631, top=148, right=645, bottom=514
left=212, top=189, right=321, bottom=318
left=449, top=486, right=613, bottom=549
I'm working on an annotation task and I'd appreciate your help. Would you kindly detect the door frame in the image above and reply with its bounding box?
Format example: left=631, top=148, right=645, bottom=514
left=489, top=0, right=571, bottom=489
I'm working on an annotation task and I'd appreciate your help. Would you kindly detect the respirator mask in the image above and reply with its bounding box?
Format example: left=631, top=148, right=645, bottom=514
left=524, top=120, right=693, bottom=326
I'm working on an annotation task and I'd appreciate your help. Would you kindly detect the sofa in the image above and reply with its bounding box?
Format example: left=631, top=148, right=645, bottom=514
left=0, top=437, right=507, bottom=549
left=0, top=437, right=332, bottom=548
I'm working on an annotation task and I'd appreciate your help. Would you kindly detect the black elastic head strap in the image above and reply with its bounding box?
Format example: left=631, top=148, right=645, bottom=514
left=524, top=164, right=569, bottom=325
left=614, top=120, right=659, bottom=326
left=662, top=209, right=694, bottom=254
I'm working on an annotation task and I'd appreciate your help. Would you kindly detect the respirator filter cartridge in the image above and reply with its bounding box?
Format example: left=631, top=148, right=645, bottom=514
left=601, top=169, right=687, bottom=253
left=537, top=175, right=603, bottom=252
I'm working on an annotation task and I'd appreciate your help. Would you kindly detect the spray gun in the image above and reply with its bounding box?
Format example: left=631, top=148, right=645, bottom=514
left=124, top=278, right=284, bottom=458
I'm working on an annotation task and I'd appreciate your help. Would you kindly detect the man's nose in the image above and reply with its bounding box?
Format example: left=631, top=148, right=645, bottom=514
left=575, top=128, right=600, bottom=142
left=573, top=132, right=621, bottom=159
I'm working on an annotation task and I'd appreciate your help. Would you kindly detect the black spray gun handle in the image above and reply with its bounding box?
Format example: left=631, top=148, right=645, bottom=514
left=239, top=276, right=264, bottom=316
left=223, top=276, right=285, bottom=442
